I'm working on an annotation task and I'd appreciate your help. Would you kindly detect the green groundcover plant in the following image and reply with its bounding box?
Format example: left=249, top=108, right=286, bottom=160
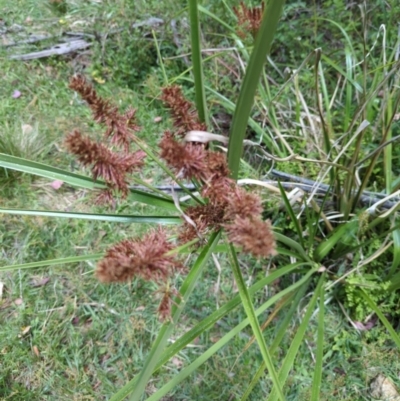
left=1, top=0, right=400, bottom=400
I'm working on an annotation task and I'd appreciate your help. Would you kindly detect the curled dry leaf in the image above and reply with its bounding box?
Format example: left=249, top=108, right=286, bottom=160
left=184, top=130, right=228, bottom=144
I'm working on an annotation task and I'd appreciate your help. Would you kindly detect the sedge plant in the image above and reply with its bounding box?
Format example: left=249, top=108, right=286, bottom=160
left=211, top=0, right=400, bottom=371
left=2, top=0, right=400, bottom=400
left=200, top=0, right=400, bottom=331
left=1, top=2, right=289, bottom=399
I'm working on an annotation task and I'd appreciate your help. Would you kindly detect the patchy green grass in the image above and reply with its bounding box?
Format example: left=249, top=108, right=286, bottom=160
left=1, top=0, right=400, bottom=400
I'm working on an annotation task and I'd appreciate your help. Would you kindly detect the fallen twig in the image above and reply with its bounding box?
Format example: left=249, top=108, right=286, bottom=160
left=2, top=33, right=53, bottom=47
left=9, top=39, right=91, bottom=60
left=5, top=17, right=164, bottom=61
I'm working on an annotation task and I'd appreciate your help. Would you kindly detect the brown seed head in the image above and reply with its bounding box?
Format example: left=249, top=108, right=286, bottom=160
left=65, top=130, right=145, bottom=195
left=178, top=203, right=226, bottom=244
left=201, top=176, right=235, bottom=205
left=96, top=228, right=182, bottom=283
left=159, top=131, right=208, bottom=180
left=225, top=216, right=276, bottom=258
left=161, top=85, right=207, bottom=136
left=224, top=186, right=263, bottom=220
left=69, top=75, right=140, bottom=151
left=234, top=1, right=265, bottom=39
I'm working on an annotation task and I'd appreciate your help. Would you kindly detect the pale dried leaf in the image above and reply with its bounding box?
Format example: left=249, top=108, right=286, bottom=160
left=32, top=345, right=40, bottom=357
left=370, top=374, right=400, bottom=400
left=18, top=326, right=31, bottom=337
left=22, top=124, right=33, bottom=135
left=185, top=130, right=228, bottom=144
left=30, top=277, right=50, bottom=287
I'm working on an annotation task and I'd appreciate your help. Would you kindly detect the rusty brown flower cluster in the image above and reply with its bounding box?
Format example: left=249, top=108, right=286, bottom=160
left=66, top=78, right=276, bottom=320
left=160, top=85, right=276, bottom=259
left=96, top=228, right=183, bottom=283
left=160, top=86, right=207, bottom=136
left=65, top=130, right=145, bottom=198
left=96, top=228, right=184, bottom=321
left=69, top=75, right=141, bottom=151
left=65, top=75, right=145, bottom=201
left=234, top=1, right=265, bottom=39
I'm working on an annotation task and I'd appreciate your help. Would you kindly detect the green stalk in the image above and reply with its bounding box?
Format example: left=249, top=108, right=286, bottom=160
left=239, top=291, right=299, bottom=401
left=229, top=244, right=286, bottom=400
left=148, top=268, right=318, bottom=401
left=152, top=30, right=168, bottom=86
left=106, top=262, right=311, bottom=399
left=240, top=273, right=317, bottom=400
left=311, top=276, right=325, bottom=401
left=0, top=208, right=180, bottom=224
left=227, top=0, right=286, bottom=179
left=0, top=254, right=103, bottom=272
left=109, top=231, right=220, bottom=401
left=267, top=274, right=325, bottom=401
left=353, top=93, right=400, bottom=209
left=360, top=289, right=400, bottom=349
left=188, top=0, right=209, bottom=126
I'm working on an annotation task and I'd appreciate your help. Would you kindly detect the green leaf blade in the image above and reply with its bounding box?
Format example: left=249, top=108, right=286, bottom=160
left=227, top=0, right=286, bottom=179
left=0, top=208, right=181, bottom=224
left=109, top=231, right=220, bottom=401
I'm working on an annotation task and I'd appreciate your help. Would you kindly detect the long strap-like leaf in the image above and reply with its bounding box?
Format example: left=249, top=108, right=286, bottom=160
left=229, top=244, right=285, bottom=401
left=227, top=0, right=286, bottom=178
left=0, top=208, right=180, bottom=224
left=110, top=262, right=313, bottom=400
left=147, top=267, right=319, bottom=401
left=109, top=231, right=220, bottom=401
left=188, top=0, right=209, bottom=126
left=0, top=153, right=177, bottom=210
